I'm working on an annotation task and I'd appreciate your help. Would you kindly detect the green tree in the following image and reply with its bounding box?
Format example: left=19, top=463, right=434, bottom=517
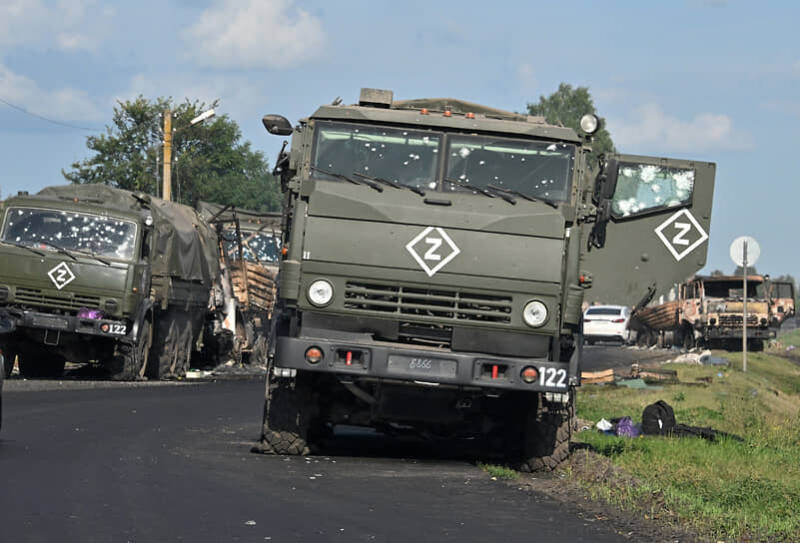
left=62, top=96, right=280, bottom=212
left=710, top=269, right=725, bottom=276
left=733, top=265, right=758, bottom=276
left=527, top=83, right=615, bottom=163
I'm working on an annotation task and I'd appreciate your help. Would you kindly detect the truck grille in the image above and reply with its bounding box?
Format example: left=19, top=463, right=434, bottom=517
left=344, top=281, right=512, bottom=324
left=718, top=314, right=759, bottom=327
left=15, top=287, right=101, bottom=312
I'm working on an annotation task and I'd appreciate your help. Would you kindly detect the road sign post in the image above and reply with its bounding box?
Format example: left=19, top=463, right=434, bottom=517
left=730, top=236, right=761, bottom=373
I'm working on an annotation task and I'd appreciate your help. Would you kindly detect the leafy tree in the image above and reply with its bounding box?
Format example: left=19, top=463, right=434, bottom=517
left=733, top=265, right=758, bottom=276
left=710, top=269, right=725, bottom=276
left=527, top=83, right=615, bottom=163
left=63, top=96, right=280, bottom=212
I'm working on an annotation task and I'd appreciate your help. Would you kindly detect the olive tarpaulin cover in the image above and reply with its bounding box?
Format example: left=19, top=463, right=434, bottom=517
left=196, top=201, right=281, bottom=233
left=36, top=184, right=219, bottom=286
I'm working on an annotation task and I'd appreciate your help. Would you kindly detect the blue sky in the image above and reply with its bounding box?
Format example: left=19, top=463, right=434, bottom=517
left=0, top=0, right=797, bottom=278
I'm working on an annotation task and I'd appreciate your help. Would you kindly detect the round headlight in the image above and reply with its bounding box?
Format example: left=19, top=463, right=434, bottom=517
left=307, top=279, right=334, bottom=307
left=579, top=114, right=599, bottom=135
left=522, top=300, right=548, bottom=327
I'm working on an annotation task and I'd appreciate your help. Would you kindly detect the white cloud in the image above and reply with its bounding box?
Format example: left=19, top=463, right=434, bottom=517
left=0, top=0, right=105, bottom=52
left=0, top=63, right=102, bottom=121
left=186, top=0, right=325, bottom=69
left=607, top=103, right=752, bottom=153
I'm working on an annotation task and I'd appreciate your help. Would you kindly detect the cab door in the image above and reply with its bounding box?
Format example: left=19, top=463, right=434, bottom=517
left=582, top=154, right=716, bottom=307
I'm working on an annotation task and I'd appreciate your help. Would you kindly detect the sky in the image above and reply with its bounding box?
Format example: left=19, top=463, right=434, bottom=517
left=0, top=0, right=797, bottom=278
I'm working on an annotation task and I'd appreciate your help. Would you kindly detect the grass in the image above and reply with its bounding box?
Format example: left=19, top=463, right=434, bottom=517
left=478, top=462, right=519, bottom=480
left=778, top=328, right=800, bottom=349
left=571, top=351, right=800, bottom=541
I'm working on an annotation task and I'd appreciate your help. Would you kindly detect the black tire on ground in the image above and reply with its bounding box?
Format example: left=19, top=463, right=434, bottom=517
left=510, top=389, right=574, bottom=472
left=147, top=311, right=181, bottom=380
left=256, top=372, right=318, bottom=455
left=18, top=350, right=66, bottom=379
left=2, top=348, right=15, bottom=378
left=107, top=319, right=152, bottom=380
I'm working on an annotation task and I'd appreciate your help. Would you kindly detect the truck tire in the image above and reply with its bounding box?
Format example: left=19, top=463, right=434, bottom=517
left=257, top=372, right=317, bottom=455
left=2, top=349, right=15, bottom=378
left=18, top=350, right=65, bottom=379
left=108, top=319, right=151, bottom=380
left=511, top=390, right=573, bottom=472
left=147, top=312, right=180, bottom=380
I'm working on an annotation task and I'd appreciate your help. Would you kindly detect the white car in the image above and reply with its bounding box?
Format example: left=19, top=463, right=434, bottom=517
left=583, top=305, right=632, bottom=345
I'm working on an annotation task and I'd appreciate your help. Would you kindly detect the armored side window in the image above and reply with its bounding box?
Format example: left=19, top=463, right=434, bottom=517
left=610, top=163, right=695, bottom=219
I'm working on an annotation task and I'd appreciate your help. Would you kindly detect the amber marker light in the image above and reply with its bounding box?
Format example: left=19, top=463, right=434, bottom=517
left=281, top=246, right=288, bottom=256
left=465, top=112, right=475, bottom=119
left=521, top=366, right=538, bottom=384
left=420, top=108, right=429, bottom=115
left=305, top=347, right=323, bottom=364
left=443, top=110, right=452, bottom=117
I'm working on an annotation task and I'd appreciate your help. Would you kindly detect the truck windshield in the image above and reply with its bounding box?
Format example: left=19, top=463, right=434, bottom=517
left=705, top=280, right=766, bottom=299
left=445, top=136, right=575, bottom=202
left=312, top=121, right=441, bottom=191
left=2, top=207, right=138, bottom=261
left=223, top=229, right=280, bottom=264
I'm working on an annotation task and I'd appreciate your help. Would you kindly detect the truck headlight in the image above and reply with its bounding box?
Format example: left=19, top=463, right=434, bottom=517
left=522, top=300, right=548, bottom=327
left=307, top=279, right=334, bottom=307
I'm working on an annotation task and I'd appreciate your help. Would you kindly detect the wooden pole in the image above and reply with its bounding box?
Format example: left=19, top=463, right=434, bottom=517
left=162, top=110, right=172, bottom=201
left=742, top=241, right=748, bottom=372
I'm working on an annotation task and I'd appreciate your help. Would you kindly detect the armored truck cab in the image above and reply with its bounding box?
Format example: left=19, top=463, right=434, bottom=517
left=256, top=89, right=716, bottom=469
left=0, top=185, right=218, bottom=380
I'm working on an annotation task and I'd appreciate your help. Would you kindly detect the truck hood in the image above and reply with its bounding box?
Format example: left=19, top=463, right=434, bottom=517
left=304, top=182, right=566, bottom=284
left=0, top=247, right=130, bottom=303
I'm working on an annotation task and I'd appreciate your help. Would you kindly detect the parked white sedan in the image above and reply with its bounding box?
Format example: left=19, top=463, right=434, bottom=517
left=583, top=305, right=632, bottom=345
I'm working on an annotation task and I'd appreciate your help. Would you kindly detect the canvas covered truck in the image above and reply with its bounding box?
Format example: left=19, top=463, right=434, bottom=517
left=630, top=274, right=776, bottom=351
left=255, top=88, right=716, bottom=470
left=197, top=202, right=281, bottom=364
left=0, top=184, right=220, bottom=380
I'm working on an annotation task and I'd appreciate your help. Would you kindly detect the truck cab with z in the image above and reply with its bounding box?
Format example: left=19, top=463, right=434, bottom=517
left=257, top=88, right=716, bottom=470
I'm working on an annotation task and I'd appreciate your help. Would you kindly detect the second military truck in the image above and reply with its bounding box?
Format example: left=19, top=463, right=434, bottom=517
left=256, top=88, right=716, bottom=469
left=0, top=185, right=220, bottom=379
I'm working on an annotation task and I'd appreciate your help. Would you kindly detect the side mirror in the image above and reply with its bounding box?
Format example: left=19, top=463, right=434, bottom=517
left=262, top=115, right=293, bottom=136
left=593, top=158, right=618, bottom=203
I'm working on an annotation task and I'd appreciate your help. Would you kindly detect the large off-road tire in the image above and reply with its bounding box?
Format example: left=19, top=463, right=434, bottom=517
left=108, top=319, right=152, bottom=380
left=18, top=349, right=66, bottom=379
left=510, top=390, right=574, bottom=472
left=2, top=348, right=15, bottom=378
left=147, top=311, right=181, bottom=380
left=256, top=372, right=317, bottom=455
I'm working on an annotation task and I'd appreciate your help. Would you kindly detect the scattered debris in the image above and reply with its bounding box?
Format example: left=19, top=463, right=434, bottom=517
left=596, top=418, right=613, bottom=432
left=617, top=378, right=662, bottom=390
left=581, top=369, right=615, bottom=384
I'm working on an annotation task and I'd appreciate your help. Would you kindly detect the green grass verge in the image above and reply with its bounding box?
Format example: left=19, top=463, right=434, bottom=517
left=478, top=462, right=519, bottom=480
left=573, top=352, right=800, bottom=541
left=778, top=328, right=800, bottom=349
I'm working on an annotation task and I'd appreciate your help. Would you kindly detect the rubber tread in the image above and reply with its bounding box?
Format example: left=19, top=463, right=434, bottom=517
left=257, top=373, right=316, bottom=455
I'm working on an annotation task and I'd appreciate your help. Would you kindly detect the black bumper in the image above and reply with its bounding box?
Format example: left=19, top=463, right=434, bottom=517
left=274, top=335, right=572, bottom=393
left=4, top=309, right=132, bottom=342
left=707, top=327, right=775, bottom=339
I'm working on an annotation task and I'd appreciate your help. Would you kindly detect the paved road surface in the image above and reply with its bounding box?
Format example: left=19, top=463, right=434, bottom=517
left=581, top=343, right=676, bottom=372
left=0, top=377, right=629, bottom=542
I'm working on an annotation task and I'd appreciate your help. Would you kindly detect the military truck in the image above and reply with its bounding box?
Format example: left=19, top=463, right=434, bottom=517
left=197, top=202, right=281, bottom=364
left=630, top=274, right=775, bottom=351
left=0, top=185, right=219, bottom=380
left=255, top=88, right=715, bottom=469
left=767, top=279, right=795, bottom=328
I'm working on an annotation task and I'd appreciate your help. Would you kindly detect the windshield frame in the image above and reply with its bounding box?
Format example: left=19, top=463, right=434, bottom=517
left=308, top=120, right=577, bottom=205
left=1, top=205, right=140, bottom=262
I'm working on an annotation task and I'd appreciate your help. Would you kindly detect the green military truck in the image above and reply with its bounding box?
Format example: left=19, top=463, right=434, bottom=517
left=0, top=185, right=219, bottom=380
left=256, top=88, right=716, bottom=469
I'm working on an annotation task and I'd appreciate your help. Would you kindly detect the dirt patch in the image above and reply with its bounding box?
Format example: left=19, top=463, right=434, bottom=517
left=504, top=448, right=704, bottom=542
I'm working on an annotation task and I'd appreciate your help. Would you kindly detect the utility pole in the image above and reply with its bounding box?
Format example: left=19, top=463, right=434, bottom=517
left=742, top=241, right=748, bottom=373
left=162, top=110, right=172, bottom=201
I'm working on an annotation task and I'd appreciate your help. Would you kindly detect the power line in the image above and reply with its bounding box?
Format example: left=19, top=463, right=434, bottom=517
left=0, top=96, right=100, bottom=132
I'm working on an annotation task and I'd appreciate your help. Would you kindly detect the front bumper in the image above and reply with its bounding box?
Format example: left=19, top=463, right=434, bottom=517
left=274, top=335, right=572, bottom=393
left=706, top=327, right=775, bottom=339
left=3, top=309, right=131, bottom=342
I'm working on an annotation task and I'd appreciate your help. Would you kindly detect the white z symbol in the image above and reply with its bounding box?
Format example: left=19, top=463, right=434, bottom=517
left=423, top=237, right=443, bottom=261
left=57, top=269, right=67, bottom=282
left=671, top=222, right=691, bottom=246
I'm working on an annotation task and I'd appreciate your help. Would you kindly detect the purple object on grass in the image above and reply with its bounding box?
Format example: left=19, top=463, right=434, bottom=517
left=615, top=416, right=641, bottom=437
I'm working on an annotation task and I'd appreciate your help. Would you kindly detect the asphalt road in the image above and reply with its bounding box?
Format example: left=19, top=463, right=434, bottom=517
left=0, top=375, right=632, bottom=543
left=580, top=343, right=676, bottom=372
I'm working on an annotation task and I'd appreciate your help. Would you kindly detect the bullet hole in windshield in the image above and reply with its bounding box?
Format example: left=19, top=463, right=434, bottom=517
left=611, top=164, right=695, bottom=217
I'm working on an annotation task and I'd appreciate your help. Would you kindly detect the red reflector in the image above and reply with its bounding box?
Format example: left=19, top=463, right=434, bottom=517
left=346, top=351, right=353, bottom=366
left=305, top=347, right=323, bottom=364
left=612, top=318, right=625, bottom=323
left=521, top=366, right=538, bottom=384
left=491, top=364, right=498, bottom=379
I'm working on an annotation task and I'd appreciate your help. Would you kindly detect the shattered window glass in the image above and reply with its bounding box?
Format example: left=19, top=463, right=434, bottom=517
left=312, top=121, right=441, bottom=190
left=611, top=164, right=695, bottom=217
left=222, top=229, right=280, bottom=264
left=2, top=207, right=138, bottom=260
left=445, top=136, right=575, bottom=202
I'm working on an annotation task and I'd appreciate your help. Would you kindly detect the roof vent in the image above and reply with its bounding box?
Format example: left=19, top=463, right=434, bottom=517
left=359, top=88, right=393, bottom=108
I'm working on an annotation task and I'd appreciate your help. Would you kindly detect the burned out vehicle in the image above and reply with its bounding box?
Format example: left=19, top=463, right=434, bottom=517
left=630, top=275, right=775, bottom=350
left=767, top=279, right=795, bottom=328
left=198, top=202, right=281, bottom=364
left=256, top=88, right=715, bottom=469
left=0, top=185, right=219, bottom=379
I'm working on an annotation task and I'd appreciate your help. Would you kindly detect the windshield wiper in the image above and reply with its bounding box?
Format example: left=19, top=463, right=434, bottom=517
left=487, top=184, right=559, bottom=208
left=310, top=166, right=383, bottom=192
left=444, top=177, right=516, bottom=204
left=72, top=248, right=112, bottom=267
left=0, top=240, right=46, bottom=257
left=35, top=240, right=78, bottom=261
left=352, top=172, right=426, bottom=196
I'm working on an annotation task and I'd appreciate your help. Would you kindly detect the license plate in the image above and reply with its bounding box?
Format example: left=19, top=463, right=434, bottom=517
left=31, top=315, right=69, bottom=330
left=387, top=355, right=457, bottom=379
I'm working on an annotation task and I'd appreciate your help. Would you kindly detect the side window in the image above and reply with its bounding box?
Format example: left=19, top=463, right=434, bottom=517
left=611, top=163, right=695, bottom=219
